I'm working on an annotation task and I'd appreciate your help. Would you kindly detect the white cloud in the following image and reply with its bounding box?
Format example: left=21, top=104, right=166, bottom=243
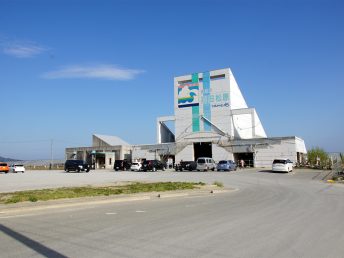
left=2, top=40, right=47, bottom=58
left=42, top=64, right=145, bottom=81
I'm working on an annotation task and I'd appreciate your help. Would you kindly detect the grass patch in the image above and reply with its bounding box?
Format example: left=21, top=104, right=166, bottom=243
left=213, top=181, right=224, bottom=187
left=0, top=182, right=205, bottom=204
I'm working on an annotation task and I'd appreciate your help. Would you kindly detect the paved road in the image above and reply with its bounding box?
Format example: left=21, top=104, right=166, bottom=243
left=1, top=169, right=344, bottom=257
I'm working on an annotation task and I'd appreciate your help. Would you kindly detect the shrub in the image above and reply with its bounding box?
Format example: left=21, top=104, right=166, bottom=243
left=29, top=196, right=38, bottom=202
left=213, top=181, right=223, bottom=187
left=307, top=147, right=330, bottom=168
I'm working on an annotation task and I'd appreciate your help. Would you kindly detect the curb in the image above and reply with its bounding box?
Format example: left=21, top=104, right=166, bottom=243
left=0, top=187, right=236, bottom=215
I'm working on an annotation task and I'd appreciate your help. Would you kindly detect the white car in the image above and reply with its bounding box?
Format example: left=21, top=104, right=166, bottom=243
left=9, top=164, right=25, bottom=173
left=272, top=159, right=293, bottom=173
left=130, top=162, right=142, bottom=171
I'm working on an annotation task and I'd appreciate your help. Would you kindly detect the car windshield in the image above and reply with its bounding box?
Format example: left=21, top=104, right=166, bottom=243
left=15, top=165, right=24, bottom=167
left=273, top=159, right=287, bottom=164
left=132, top=163, right=139, bottom=165
left=0, top=163, right=7, bottom=166
left=198, top=159, right=205, bottom=164
left=219, top=160, right=227, bottom=164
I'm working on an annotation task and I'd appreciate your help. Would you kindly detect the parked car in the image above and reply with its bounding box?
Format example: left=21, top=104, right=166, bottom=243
left=114, top=160, right=131, bottom=171
left=130, top=162, right=142, bottom=171
left=141, top=160, right=165, bottom=172
left=9, top=164, right=25, bottom=173
left=272, top=159, right=293, bottom=173
left=0, top=162, right=9, bottom=173
left=216, top=160, right=237, bottom=171
left=64, top=160, right=90, bottom=172
left=196, top=157, right=216, bottom=171
left=175, top=161, right=197, bottom=171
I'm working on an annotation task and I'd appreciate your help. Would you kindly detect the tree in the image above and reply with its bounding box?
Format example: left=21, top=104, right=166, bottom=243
left=307, top=147, right=329, bottom=168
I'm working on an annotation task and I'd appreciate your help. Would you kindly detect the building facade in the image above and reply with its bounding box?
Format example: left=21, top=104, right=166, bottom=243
left=66, top=68, right=307, bottom=168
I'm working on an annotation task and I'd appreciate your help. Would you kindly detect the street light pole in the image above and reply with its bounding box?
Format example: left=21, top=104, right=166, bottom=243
left=50, top=139, right=53, bottom=169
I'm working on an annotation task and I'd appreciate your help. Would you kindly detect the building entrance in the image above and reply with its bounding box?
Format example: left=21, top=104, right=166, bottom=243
left=234, top=153, right=254, bottom=167
left=194, top=142, right=212, bottom=161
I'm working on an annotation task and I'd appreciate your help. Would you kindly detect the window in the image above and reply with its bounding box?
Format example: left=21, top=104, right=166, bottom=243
left=197, top=159, right=205, bottom=164
left=210, top=74, right=225, bottom=81
left=178, top=79, right=192, bottom=84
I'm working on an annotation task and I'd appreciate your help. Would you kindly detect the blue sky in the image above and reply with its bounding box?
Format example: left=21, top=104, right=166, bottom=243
left=0, top=0, right=343, bottom=160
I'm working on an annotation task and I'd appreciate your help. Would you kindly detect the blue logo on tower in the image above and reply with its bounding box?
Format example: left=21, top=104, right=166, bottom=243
left=177, top=83, right=199, bottom=108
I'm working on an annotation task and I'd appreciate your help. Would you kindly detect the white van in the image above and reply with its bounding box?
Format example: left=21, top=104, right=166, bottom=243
left=272, top=159, right=293, bottom=173
left=196, top=157, right=216, bottom=171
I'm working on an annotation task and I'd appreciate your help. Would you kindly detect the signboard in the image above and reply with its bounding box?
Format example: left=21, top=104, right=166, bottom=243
left=178, top=83, right=199, bottom=108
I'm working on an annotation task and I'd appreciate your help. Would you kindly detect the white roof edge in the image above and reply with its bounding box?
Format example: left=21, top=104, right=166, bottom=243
left=93, top=134, right=130, bottom=146
left=174, top=67, right=231, bottom=79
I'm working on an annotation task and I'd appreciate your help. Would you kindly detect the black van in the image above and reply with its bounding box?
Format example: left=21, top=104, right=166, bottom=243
left=114, top=160, right=131, bottom=171
left=64, top=160, right=90, bottom=172
left=141, top=160, right=165, bottom=172
left=175, top=161, right=197, bottom=171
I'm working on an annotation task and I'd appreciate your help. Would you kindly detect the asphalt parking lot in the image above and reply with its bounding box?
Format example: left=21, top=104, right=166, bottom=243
left=0, top=167, right=333, bottom=193
left=1, top=168, right=344, bottom=258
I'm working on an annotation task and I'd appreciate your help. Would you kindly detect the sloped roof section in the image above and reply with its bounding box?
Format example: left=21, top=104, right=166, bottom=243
left=93, top=134, right=130, bottom=147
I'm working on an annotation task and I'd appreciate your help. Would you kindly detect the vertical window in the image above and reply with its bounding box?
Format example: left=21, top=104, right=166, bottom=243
left=109, top=158, right=112, bottom=165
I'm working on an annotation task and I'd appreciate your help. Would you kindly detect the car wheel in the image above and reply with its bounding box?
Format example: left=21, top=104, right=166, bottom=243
left=65, top=169, right=69, bottom=172
left=152, top=167, right=157, bottom=172
left=162, top=167, right=165, bottom=171
left=212, top=168, right=215, bottom=171
left=77, top=168, right=80, bottom=173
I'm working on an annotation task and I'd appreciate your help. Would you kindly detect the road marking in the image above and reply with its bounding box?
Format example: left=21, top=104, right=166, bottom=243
left=135, top=210, right=146, bottom=213
left=0, top=214, right=34, bottom=219
left=105, top=212, right=117, bottom=215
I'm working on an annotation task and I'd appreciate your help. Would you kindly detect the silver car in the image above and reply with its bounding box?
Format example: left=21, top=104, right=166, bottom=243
left=196, top=157, right=216, bottom=171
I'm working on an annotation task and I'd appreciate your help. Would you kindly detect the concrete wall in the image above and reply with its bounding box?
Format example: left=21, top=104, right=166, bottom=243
left=254, top=139, right=299, bottom=168
left=132, top=148, right=156, bottom=161
left=175, top=144, right=194, bottom=163
left=212, top=144, right=233, bottom=162
left=105, top=152, right=115, bottom=169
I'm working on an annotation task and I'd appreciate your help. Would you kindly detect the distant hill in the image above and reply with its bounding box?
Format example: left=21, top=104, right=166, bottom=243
left=0, top=156, right=21, bottom=162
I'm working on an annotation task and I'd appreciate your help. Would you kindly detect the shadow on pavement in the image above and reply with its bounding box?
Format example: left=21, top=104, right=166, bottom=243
left=258, top=170, right=287, bottom=174
left=0, top=224, right=67, bottom=258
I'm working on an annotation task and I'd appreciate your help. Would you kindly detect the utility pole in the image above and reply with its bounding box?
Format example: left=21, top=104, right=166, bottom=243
left=50, top=139, right=53, bottom=169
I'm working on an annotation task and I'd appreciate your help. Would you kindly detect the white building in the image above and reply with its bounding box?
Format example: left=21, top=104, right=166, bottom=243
left=66, top=68, right=307, bottom=168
